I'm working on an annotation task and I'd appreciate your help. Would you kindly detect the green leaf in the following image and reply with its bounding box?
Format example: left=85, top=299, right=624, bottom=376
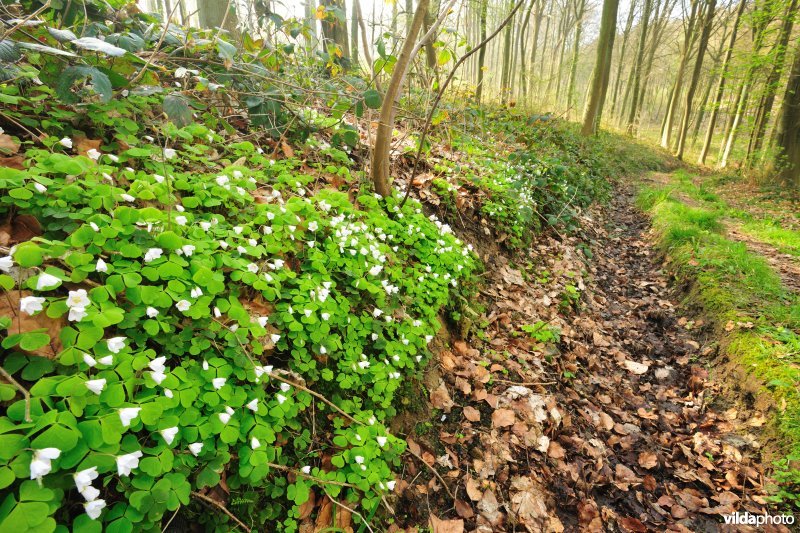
left=13, top=243, right=43, bottom=267
left=363, top=89, right=382, bottom=110
left=20, top=332, right=51, bottom=351
left=0, top=40, right=21, bottom=62
left=56, top=66, right=112, bottom=104
left=163, top=95, right=193, bottom=127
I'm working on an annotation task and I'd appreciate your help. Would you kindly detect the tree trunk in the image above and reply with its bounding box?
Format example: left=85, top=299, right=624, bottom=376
left=567, top=0, right=587, bottom=116
left=518, top=0, right=535, bottom=100
left=320, top=0, right=350, bottom=64
left=304, top=0, right=317, bottom=51
left=581, top=0, right=620, bottom=135
left=660, top=0, right=700, bottom=149
left=625, top=0, right=653, bottom=134
left=475, top=0, right=489, bottom=103
left=610, top=0, right=638, bottom=117
left=775, top=47, right=800, bottom=186
left=699, top=0, right=745, bottom=165
left=501, top=0, right=517, bottom=104
left=675, top=0, right=716, bottom=160
left=529, top=0, right=544, bottom=97
left=350, top=0, right=359, bottom=67
left=198, top=0, right=239, bottom=36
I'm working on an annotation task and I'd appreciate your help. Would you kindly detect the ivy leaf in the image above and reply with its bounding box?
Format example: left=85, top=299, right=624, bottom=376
left=16, top=41, right=77, bottom=57
left=47, top=28, right=78, bottom=43
left=163, top=94, right=193, bottom=127
left=0, top=40, right=21, bottom=62
left=56, top=66, right=113, bottom=104
left=71, top=37, right=127, bottom=57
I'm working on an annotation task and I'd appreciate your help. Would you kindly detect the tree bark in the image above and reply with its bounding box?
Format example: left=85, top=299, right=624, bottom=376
left=371, top=0, right=430, bottom=197
left=625, top=0, right=653, bottom=134
left=475, top=0, right=489, bottom=103
left=581, top=0, right=620, bottom=135
left=198, top=0, right=239, bottom=36
left=320, top=0, right=350, bottom=64
left=610, top=0, right=638, bottom=117
left=775, top=47, right=800, bottom=186
left=567, top=0, right=587, bottom=116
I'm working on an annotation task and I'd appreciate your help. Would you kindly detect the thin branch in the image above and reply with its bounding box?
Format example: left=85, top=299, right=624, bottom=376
left=0, top=0, right=51, bottom=41
left=399, top=0, right=527, bottom=209
left=0, top=366, right=31, bottom=422
left=190, top=491, right=251, bottom=532
left=404, top=446, right=455, bottom=499
left=265, top=462, right=355, bottom=488
left=129, top=1, right=180, bottom=85
left=323, top=490, right=375, bottom=533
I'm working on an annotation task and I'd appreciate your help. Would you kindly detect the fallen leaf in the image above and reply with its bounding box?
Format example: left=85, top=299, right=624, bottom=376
left=547, top=441, right=566, bottom=459
left=623, top=360, right=649, bottom=374
left=0, top=133, right=20, bottom=154
left=454, top=499, right=474, bottom=519
left=637, top=451, right=658, bottom=469
left=491, top=408, right=515, bottom=428
left=463, top=405, right=481, bottom=422
left=75, top=136, right=101, bottom=157
left=465, top=477, right=482, bottom=501
left=429, top=514, right=464, bottom=533
left=430, top=382, right=455, bottom=413
left=0, top=155, right=25, bottom=169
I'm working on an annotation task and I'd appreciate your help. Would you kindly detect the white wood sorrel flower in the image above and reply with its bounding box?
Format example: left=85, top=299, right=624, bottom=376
left=30, top=448, right=61, bottom=482
left=116, top=451, right=143, bottom=476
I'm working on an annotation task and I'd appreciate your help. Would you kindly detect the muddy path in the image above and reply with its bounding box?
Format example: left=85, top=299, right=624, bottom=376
left=395, top=184, right=781, bottom=532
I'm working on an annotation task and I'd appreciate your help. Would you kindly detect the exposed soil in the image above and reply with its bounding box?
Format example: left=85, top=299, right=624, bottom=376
left=394, top=184, right=784, bottom=532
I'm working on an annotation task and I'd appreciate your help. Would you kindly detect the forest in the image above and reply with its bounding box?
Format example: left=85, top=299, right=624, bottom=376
left=0, top=0, right=798, bottom=531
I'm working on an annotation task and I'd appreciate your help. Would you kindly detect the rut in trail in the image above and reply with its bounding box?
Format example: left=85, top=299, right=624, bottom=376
left=396, top=184, right=780, bottom=533
left=548, top=186, right=775, bottom=531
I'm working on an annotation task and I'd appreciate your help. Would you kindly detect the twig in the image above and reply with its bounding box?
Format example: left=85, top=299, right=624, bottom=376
left=270, top=374, right=364, bottom=428
left=323, top=490, right=375, bottom=533
left=0, top=0, right=50, bottom=41
left=492, top=378, right=556, bottom=386
left=190, top=492, right=251, bottom=532
left=0, top=365, right=31, bottom=422
left=404, top=446, right=455, bottom=499
left=266, top=462, right=355, bottom=488
left=161, top=507, right=180, bottom=533
left=129, top=1, right=179, bottom=85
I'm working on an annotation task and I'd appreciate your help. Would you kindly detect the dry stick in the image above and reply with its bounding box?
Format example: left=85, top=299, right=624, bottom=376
left=323, top=489, right=375, bottom=533
left=0, top=0, right=51, bottom=41
left=190, top=491, right=251, bottom=532
left=265, top=461, right=355, bottom=488
left=0, top=366, right=31, bottom=422
left=129, top=1, right=180, bottom=86
left=405, top=445, right=455, bottom=499
left=398, top=0, right=526, bottom=210
left=160, top=507, right=180, bottom=533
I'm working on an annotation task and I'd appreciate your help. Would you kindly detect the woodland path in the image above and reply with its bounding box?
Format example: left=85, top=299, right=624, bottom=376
left=398, top=184, right=783, bottom=532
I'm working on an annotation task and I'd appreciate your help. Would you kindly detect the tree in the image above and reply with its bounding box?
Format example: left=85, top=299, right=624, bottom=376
left=625, top=0, right=653, bottom=134
left=775, top=48, right=800, bottom=185
left=675, top=0, right=717, bottom=160
left=371, top=0, right=431, bottom=197
left=475, top=0, right=489, bottom=103
left=581, top=0, right=620, bottom=134
left=319, top=0, right=350, bottom=64
left=198, top=0, right=239, bottom=36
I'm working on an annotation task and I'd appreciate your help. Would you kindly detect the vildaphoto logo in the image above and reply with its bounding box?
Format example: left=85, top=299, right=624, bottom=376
left=722, top=512, right=795, bottom=526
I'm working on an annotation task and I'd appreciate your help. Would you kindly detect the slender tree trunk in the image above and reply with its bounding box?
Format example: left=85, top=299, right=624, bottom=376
left=567, top=0, right=587, bottom=117
left=518, top=0, right=535, bottom=100
left=661, top=0, right=700, bottom=148
left=625, top=0, right=653, bottom=134
left=501, top=0, right=516, bottom=104
left=581, top=0, right=620, bottom=135
left=475, top=0, right=489, bottom=103
left=371, top=0, right=430, bottom=197
left=675, top=0, right=716, bottom=159
left=529, top=0, right=544, bottom=96
left=699, top=0, right=745, bottom=165
left=610, top=0, right=638, bottom=117
left=350, top=0, right=359, bottom=66
left=319, top=0, right=350, bottom=64
left=198, top=0, right=239, bottom=36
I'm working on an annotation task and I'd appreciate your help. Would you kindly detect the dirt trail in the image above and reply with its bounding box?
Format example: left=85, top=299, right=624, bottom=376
left=396, top=185, right=781, bottom=532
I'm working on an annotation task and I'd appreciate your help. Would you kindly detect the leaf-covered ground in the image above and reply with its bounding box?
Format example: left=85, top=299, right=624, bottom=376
left=389, top=180, right=794, bottom=531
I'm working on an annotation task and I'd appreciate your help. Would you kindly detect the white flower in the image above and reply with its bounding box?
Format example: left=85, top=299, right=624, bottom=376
left=254, top=365, right=272, bottom=380
left=214, top=307, right=222, bottom=317
left=164, top=388, right=173, bottom=398
left=84, top=499, right=106, bottom=520
left=175, top=216, right=187, bottom=226
left=20, top=296, right=45, bottom=315
left=199, top=221, right=211, bottom=231
left=150, top=371, right=166, bottom=385
left=83, top=353, right=97, bottom=367
left=149, top=356, right=166, bottom=373
left=146, top=307, right=159, bottom=318
left=67, top=289, right=90, bottom=309
left=29, top=448, right=61, bottom=482
left=181, top=245, right=195, bottom=256
left=251, top=437, right=261, bottom=449
left=36, top=273, right=61, bottom=290
left=85, top=378, right=106, bottom=395
left=160, top=427, right=179, bottom=445
left=218, top=412, right=231, bottom=424
left=212, top=377, right=226, bottom=390
left=357, top=361, right=370, bottom=369
left=89, top=222, right=99, bottom=232
left=247, top=263, right=258, bottom=273
left=116, top=451, right=143, bottom=477
left=175, top=300, right=191, bottom=312
left=257, top=316, right=268, bottom=327
left=33, top=183, right=47, bottom=194
left=80, top=485, right=100, bottom=502
left=354, top=455, right=364, bottom=464
left=107, top=337, right=126, bottom=353
left=190, top=287, right=203, bottom=298
left=319, top=345, right=327, bottom=354
left=215, top=176, right=229, bottom=186
left=276, top=394, right=287, bottom=404
left=73, top=467, right=99, bottom=493
left=107, top=154, right=119, bottom=162
left=246, top=398, right=258, bottom=412
left=189, top=442, right=203, bottom=456
left=386, top=480, right=396, bottom=491
left=144, top=248, right=163, bottom=263
left=118, top=407, right=141, bottom=427
left=0, top=255, right=12, bottom=272
left=94, top=356, right=112, bottom=367
left=372, top=308, right=383, bottom=318
left=236, top=246, right=247, bottom=254
left=86, top=149, right=101, bottom=161
left=301, top=465, right=311, bottom=474
left=68, top=306, right=88, bottom=322
left=219, top=240, right=229, bottom=249
left=308, top=221, right=318, bottom=232
left=377, top=436, right=388, bottom=447
left=202, top=360, right=209, bottom=371
left=120, top=194, right=135, bottom=202
left=163, top=148, right=177, bottom=159
left=96, top=258, right=108, bottom=272
left=270, top=334, right=280, bottom=343
left=248, top=238, right=257, bottom=246
left=59, top=137, right=73, bottom=148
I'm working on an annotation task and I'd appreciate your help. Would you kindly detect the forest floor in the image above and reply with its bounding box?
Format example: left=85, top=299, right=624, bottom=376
left=392, top=172, right=797, bottom=532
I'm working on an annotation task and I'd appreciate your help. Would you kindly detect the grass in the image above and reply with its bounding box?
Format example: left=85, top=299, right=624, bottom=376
left=637, top=173, right=800, bottom=507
